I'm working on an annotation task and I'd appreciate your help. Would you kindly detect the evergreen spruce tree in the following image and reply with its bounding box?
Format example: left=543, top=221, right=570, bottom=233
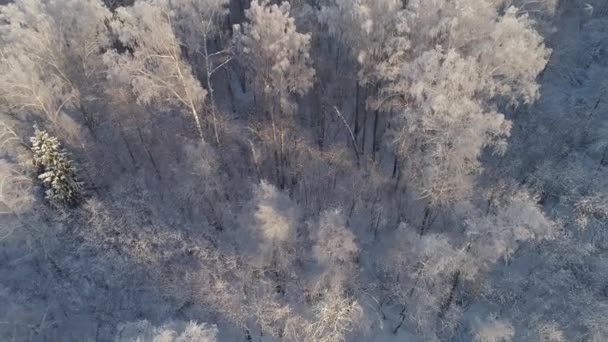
left=30, top=128, right=83, bottom=206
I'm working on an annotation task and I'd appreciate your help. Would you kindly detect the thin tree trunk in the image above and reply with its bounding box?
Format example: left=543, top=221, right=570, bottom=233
left=225, top=68, right=237, bottom=114
left=393, top=267, right=424, bottom=334
left=314, top=88, right=324, bottom=148
left=239, top=69, right=247, bottom=94
left=171, top=49, right=206, bottom=144
left=77, top=142, right=102, bottom=198
left=136, top=125, right=162, bottom=180
left=335, top=44, right=341, bottom=74
left=392, top=155, right=399, bottom=178
left=334, top=107, right=360, bottom=167
left=279, top=131, right=286, bottom=189
left=115, top=118, right=138, bottom=170
left=190, top=106, right=206, bottom=145
left=207, top=66, right=220, bottom=145
left=419, top=205, right=432, bottom=236
left=79, top=103, right=96, bottom=140
left=598, top=145, right=608, bottom=170
left=203, top=35, right=220, bottom=145
left=354, top=82, right=360, bottom=144
left=372, top=109, right=379, bottom=161
left=361, top=92, right=368, bottom=155
left=393, top=306, right=407, bottom=334
left=373, top=213, right=381, bottom=240
left=438, top=270, right=461, bottom=319
left=269, top=100, right=282, bottom=189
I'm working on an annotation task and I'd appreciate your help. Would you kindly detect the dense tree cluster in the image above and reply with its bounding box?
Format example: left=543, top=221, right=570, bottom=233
left=0, top=0, right=607, bottom=341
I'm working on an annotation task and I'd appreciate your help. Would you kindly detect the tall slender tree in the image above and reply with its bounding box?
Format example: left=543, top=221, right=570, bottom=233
left=233, top=0, right=315, bottom=187
left=104, top=0, right=209, bottom=143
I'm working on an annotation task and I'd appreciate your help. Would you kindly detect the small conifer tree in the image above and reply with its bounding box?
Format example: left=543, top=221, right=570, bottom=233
left=30, top=128, right=83, bottom=206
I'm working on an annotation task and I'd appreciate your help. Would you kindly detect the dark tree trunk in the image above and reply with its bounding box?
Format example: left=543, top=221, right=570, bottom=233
left=79, top=103, right=96, bottom=140
left=116, top=118, right=137, bottom=170
left=392, top=156, right=399, bottom=178
left=354, top=83, right=360, bottom=144
left=438, top=270, right=461, bottom=319
left=372, top=109, right=379, bottom=161
left=419, top=205, right=432, bottom=235
left=361, top=107, right=368, bottom=156
left=136, top=125, right=161, bottom=180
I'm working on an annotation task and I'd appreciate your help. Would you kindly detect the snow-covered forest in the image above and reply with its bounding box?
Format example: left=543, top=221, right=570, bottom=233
left=0, top=0, right=607, bottom=341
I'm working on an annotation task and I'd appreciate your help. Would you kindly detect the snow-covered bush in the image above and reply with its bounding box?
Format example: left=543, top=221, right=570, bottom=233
left=115, top=320, right=218, bottom=342
left=313, top=209, right=358, bottom=268
left=472, top=317, right=515, bottom=342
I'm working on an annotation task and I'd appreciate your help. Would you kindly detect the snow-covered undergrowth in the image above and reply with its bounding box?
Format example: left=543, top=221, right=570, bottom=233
left=0, top=0, right=606, bottom=341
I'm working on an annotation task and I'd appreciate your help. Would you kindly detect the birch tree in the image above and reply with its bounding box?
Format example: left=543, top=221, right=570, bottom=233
left=0, top=0, right=111, bottom=134
left=233, top=0, right=315, bottom=187
left=313, top=210, right=358, bottom=270
left=0, top=121, right=34, bottom=241
left=319, top=0, right=402, bottom=86
left=311, top=209, right=359, bottom=292
left=387, top=189, right=556, bottom=336
left=303, top=291, right=364, bottom=342
left=319, top=0, right=404, bottom=155
left=104, top=0, right=209, bottom=143
left=0, top=0, right=76, bottom=128
left=245, top=180, right=299, bottom=274
left=47, top=0, right=112, bottom=132
left=299, top=210, right=363, bottom=342
left=233, top=0, right=314, bottom=116
left=165, top=0, right=231, bottom=144
left=373, top=1, right=551, bottom=214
